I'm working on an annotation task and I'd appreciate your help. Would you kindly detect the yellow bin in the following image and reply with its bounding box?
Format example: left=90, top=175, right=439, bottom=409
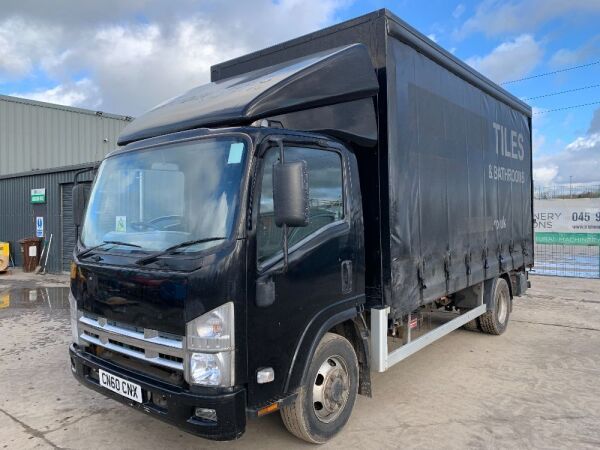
left=0, top=242, right=9, bottom=272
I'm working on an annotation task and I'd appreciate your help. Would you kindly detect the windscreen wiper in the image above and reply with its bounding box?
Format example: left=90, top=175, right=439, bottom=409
left=135, top=237, right=226, bottom=266
left=77, top=240, right=142, bottom=259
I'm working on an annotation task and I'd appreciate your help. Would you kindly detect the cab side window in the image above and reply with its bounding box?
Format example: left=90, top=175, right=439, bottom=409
left=257, top=146, right=344, bottom=265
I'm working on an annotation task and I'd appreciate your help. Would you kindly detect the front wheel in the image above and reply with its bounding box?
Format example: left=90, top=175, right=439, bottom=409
left=280, top=332, right=358, bottom=443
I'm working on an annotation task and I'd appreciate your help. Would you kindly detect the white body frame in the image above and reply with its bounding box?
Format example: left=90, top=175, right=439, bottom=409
left=370, top=283, right=486, bottom=372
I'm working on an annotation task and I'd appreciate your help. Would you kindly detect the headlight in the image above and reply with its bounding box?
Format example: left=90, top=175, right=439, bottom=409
left=185, top=302, right=235, bottom=387
left=189, top=352, right=233, bottom=386
left=186, top=302, right=234, bottom=351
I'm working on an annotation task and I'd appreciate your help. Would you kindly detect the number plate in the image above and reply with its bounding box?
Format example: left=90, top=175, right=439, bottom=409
left=99, top=369, right=142, bottom=403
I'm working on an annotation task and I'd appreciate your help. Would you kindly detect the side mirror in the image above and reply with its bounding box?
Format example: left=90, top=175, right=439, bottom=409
left=273, top=160, right=309, bottom=227
left=72, top=184, right=88, bottom=228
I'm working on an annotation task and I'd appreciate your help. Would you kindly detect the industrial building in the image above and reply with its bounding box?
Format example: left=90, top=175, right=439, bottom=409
left=0, top=94, right=131, bottom=272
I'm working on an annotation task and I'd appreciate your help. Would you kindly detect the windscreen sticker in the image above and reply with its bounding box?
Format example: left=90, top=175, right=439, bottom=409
left=227, top=143, right=244, bottom=164
left=115, top=216, right=127, bottom=232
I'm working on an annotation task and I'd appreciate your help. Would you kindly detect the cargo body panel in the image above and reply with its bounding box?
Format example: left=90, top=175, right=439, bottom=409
left=210, top=9, right=533, bottom=318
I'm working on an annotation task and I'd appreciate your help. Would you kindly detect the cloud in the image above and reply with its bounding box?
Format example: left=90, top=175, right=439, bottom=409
left=532, top=106, right=600, bottom=186
left=551, top=133, right=600, bottom=184
left=10, top=78, right=101, bottom=108
left=427, top=34, right=438, bottom=43
left=549, top=35, right=600, bottom=68
left=466, top=34, right=543, bottom=84
left=534, top=120, right=600, bottom=186
left=452, top=3, right=466, bottom=19
left=533, top=165, right=559, bottom=186
left=1, top=0, right=350, bottom=115
left=565, top=133, right=600, bottom=153
left=459, top=0, right=600, bottom=38
left=0, top=17, right=63, bottom=80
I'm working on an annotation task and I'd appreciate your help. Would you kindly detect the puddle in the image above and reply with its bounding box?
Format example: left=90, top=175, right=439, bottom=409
left=0, top=287, right=70, bottom=311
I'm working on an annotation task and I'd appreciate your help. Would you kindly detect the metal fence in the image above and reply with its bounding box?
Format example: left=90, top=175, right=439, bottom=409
left=532, top=243, right=600, bottom=278
left=533, top=184, right=600, bottom=278
left=535, top=184, right=600, bottom=200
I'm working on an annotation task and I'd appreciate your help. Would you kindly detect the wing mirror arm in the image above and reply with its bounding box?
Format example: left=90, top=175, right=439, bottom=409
left=271, top=138, right=309, bottom=274
left=278, top=140, right=290, bottom=272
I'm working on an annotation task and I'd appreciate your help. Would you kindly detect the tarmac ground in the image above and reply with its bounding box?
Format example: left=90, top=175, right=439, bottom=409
left=0, top=270, right=599, bottom=449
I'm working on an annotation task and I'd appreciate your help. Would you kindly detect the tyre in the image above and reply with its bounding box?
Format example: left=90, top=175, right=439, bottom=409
left=280, top=332, right=359, bottom=444
left=462, top=317, right=480, bottom=332
left=479, top=277, right=511, bottom=335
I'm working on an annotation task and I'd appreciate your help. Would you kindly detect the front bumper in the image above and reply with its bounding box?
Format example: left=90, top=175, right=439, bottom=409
left=69, top=344, right=246, bottom=441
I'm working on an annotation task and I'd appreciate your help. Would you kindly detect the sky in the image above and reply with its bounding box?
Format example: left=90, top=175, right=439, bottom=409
left=1, top=0, right=599, bottom=187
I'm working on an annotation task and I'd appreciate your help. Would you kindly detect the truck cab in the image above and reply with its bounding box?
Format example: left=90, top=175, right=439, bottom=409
left=69, top=123, right=370, bottom=441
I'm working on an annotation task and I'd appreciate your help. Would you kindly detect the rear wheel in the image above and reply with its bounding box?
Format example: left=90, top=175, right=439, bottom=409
left=280, top=332, right=358, bottom=444
left=462, top=317, right=480, bottom=332
left=479, top=278, right=511, bottom=335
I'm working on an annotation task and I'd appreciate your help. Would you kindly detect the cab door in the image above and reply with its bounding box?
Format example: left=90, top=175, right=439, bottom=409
left=246, top=138, right=361, bottom=407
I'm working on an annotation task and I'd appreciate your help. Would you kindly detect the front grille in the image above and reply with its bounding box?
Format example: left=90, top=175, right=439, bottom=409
left=159, top=353, right=184, bottom=364
left=78, top=313, right=184, bottom=371
left=109, top=339, right=145, bottom=354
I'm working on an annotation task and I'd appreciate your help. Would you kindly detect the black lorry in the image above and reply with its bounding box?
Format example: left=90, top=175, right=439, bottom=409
left=68, top=9, right=533, bottom=443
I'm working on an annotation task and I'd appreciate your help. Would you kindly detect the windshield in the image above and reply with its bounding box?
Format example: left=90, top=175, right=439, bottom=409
left=80, top=136, right=247, bottom=253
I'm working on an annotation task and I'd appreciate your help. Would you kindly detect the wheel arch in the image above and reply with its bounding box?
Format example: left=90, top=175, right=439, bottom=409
left=284, top=300, right=371, bottom=398
left=500, top=272, right=514, bottom=299
left=484, top=274, right=513, bottom=309
left=499, top=272, right=514, bottom=312
left=328, top=316, right=372, bottom=397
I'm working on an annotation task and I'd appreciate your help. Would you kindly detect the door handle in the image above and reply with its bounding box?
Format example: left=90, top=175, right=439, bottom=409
left=256, top=275, right=276, bottom=307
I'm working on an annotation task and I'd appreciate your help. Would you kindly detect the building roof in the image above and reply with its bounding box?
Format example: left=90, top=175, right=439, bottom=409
left=0, top=94, right=132, bottom=177
left=0, top=94, right=132, bottom=121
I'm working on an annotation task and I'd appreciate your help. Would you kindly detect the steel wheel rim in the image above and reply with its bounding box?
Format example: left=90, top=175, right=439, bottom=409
left=312, top=355, right=350, bottom=423
left=497, top=287, right=509, bottom=324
